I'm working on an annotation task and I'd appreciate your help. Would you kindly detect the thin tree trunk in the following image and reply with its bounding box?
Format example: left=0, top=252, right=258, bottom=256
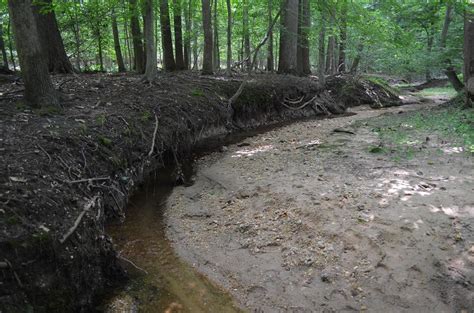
left=32, top=0, right=74, bottom=73
left=425, top=31, right=434, bottom=81
left=318, top=10, right=326, bottom=86
left=441, top=4, right=464, bottom=91
left=160, top=0, right=176, bottom=71
left=130, top=0, right=145, bottom=73
left=143, top=0, right=157, bottom=81
left=213, top=0, right=220, bottom=69
left=267, top=0, right=274, bottom=71
left=337, top=0, right=347, bottom=73
left=243, top=0, right=250, bottom=71
left=184, top=0, right=192, bottom=69
left=124, top=17, right=132, bottom=70
left=350, top=44, right=363, bottom=74
left=173, top=0, right=185, bottom=70
left=201, top=0, right=213, bottom=74
left=278, top=0, right=298, bottom=74
left=7, top=18, right=16, bottom=71
left=112, top=11, right=126, bottom=72
left=97, top=26, right=104, bottom=72
left=72, top=1, right=82, bottom=71
left=0, top=23, right=9, bottom=70
left=8, top=0, right=58, bottom=107
left=226, top=0, right=232, bottom=75
left=297, top=0, right=310, bottom=75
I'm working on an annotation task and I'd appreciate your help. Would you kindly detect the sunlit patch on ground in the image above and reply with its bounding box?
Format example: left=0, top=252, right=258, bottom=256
left=442, top=146, right=464, bottom=154
left=232, top=144, right=274, bottom=158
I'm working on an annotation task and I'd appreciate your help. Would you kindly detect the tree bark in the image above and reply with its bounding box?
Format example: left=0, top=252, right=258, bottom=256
left=464, top=4, right=474, bottom=107
left=32, top=0, right=74, bottom=73
left=213, top=0, right=220, bottom=70
left=350, top=43, right=363, bottom=74
left=184, top=0, right=192, bottom=69
left=278, top=0, right=298, bottom=74
left=8, top=0, right=58, bottom=107
left=97, top=25, right=104, bottom=72
left=7, top=19, right=16, bottom=71
left=0, top=23, right=9, bottom=70
left=201, top=0, right=213, bottom=74
left=267, top=0, right=274, bottom=71
left=318, top=10, right=326, bottom=86
left=226, top=0, right=232, bottom=75
left=242, top=0, right=251, bottom=71
left=297, top=0, right=310, bottom=75
left=112, top=11, right=126, bottom=72
left=338, top=0, right=347, bottom=73
left=129, top=0, right=145, bottom=73
left=173, top=0, right=185, bottom=70
left=160, top=0, right=176, bottom=71
left=143, top=0, right=157, bottom=81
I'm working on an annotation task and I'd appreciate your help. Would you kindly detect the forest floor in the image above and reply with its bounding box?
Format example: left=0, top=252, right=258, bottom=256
left=166, top=93, right=474, bottom=312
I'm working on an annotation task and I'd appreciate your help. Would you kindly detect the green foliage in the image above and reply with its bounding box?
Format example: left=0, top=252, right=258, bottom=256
left=98, top=135, right=112, bottom=146
left=191, top=88, right=205, bottom=97
left=416, top=87, right=458, bottom=98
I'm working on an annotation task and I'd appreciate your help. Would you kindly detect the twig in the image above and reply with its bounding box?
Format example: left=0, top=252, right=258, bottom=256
left=4, top=259, right=23, bottom=287
left=65, top=177, right=110, bottom=184
left=36, top=144, right=52, bottom=165
left=118, top=254, right=148, bottom=274
left=148, top=113, right=159, bottom=157
left=59, top=195, right=99, bottom=244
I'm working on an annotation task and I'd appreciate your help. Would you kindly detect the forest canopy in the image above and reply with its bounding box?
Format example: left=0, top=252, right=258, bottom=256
left=0, top=0, right=467, bottom=81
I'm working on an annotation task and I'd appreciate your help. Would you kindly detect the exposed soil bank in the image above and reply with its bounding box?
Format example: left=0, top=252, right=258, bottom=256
left=166, top=96, right=474, bottom=312
left=0, top=72, right=400, bottom=312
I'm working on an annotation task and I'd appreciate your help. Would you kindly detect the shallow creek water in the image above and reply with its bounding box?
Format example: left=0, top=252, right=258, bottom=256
left=104, top=170, right=242, bottom=313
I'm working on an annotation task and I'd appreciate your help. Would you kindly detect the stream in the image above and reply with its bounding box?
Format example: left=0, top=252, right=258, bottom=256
left=103, top=169, right=242, bottom=313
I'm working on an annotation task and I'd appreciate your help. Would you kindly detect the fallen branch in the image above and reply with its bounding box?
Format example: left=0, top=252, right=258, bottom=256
left=148, top=113, right=159, bottom=157
left=59, top=195, right=99, bottom=244
left=229, top=8, right=282, bottom=107
left=65, top=177, right=110, bottom=184
left=118, top=254, right=148, bottom=274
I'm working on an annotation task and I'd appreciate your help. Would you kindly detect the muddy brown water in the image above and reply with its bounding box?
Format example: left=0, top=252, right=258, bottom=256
left=104, top=170, right=243, bottom=313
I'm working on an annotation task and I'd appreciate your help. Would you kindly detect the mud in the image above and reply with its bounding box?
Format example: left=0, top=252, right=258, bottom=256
left=166, top=96, right=474, bottom=312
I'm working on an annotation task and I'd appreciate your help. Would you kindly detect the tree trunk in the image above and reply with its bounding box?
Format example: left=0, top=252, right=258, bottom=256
left=350, top=43, right=363, bottom=74
left=184, top=0, right=192, bottom=69
left=72, top=1, right=82, bottom=71
left=173, top=0, right=185, bottom=70
left=97, top=26, right=104, bottom=72
left=32, top=0, right=74, bottom=73
left=297, top=0, right=310, bottom=75
left=213, top=0, right=220, bottom=70
left=243, top=0, right=251, bottom=72
left=267, top=0, right=274, bottom=71
left=201, top=0, right=213, bottom=74
left=226, top=0, right=232, bottom=75
left=338, top=0, right=347, bottom=73
left=440, top=4, right=464, bottom=91
left=8, top=0, right=58, bottom=107
left=143, top=0, right=157, bottom=81
left=0, top=23, right=9, bottom=70
left=129, top=0, right=145, bottom=73
left=278, top=0, right=298, bottom=74
left=160, top=0, right=176, bottom=71
left=112, top=11, right=126, bottom=72
left=464, top=4, right=474, bottom=107
left=325, top=36, right=335, bottom=74
left=425, top=31, right=434, bottom=81
left=7, top=19, right=16, bottom=71
left=318, top=10, right=326, bottom=86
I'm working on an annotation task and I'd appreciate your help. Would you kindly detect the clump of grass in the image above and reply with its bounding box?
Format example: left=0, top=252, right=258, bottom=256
left=191, top=89, right=205, bottom=97
left=416, top=87, right=458, bottom=98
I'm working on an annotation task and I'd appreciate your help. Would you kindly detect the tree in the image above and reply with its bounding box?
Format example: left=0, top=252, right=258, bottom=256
left=8, top=0, right=58, bottom=107
left=337, top=0, right=348, bottom=73
left=226, top=0, right=232, bottom=75
left=173, top=0, right=185, bottom=70
left=32, top=0, right=74, bottom=73
left=267, top=0, right=274, bottom=71
left=318, top=7, right=326, bottom=85
left=0, top=22, right=9, bottom=71
left=143, top=0, right=157, bottom=81
left=213, top=0, right=220, bottom=70
left=278, top=0, right=298, bottom=74
left=441, top=3, right=463, bottom=91
left=129, top=0, right=145, bottom=73
left=112, top=10, right=126, bottom=72
left=465, top=3, right=474, bottom=107
left=297, top=0, right=310, bottom=75
left=243, top=0, right=250, bottom=71
left=160, top=0, right=176, bottom=71
left=201, top=0, right=213, bottom=74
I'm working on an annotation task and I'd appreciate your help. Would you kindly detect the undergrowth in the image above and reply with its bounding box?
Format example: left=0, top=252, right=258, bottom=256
left=368, top=102, right=474, bottom=159
left=416, top=87, right=458, bottom=98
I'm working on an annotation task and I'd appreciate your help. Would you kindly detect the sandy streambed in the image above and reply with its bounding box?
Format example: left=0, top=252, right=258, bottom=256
left=165, top=100, right=474, bottom=312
